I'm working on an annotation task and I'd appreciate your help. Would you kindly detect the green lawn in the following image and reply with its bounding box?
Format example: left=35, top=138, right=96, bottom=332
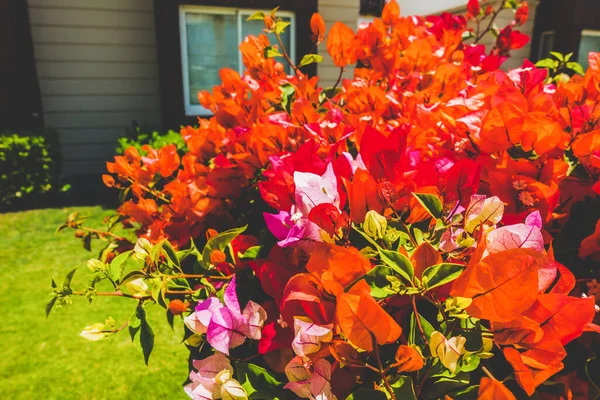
left=0, top=207, right=189, bottom=399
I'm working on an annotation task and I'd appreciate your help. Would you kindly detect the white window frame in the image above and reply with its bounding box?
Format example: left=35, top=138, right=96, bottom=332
left=179, top=5, right=296, bottom=117
left=578, top=30, right=600, bottom=70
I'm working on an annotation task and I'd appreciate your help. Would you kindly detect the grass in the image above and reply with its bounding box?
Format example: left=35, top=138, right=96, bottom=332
left=0, top=206, right=189, bottom=399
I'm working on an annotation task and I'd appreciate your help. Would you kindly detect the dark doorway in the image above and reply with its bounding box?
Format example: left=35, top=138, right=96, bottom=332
left=0, top=0, right=44, bottom=133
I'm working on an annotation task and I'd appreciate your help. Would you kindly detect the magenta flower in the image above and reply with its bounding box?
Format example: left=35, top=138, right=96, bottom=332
left=263, top=163, right=343, bottom=249
left=293, top=163, right=340, bottom=217
left=263, top=209, right=322, bottom=248
left=484, top=210, right=544, bottom=256
left=184, top=297, right=223, bottom=335
left=188, top=276, right=267, bottom=355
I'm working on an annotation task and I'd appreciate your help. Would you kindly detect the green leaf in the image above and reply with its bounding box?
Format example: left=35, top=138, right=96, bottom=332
left=378, top=248, right=414, bottom=283
left=82, top=233, right=92, bottom=252
left=45, top=296, right=58, bottom=318
left=298, top=53, right=323, bottom=68
left=458, top=353, right=480, bottom=373
left=235, top=362, right=288, bottom=399
left=347, top=389, right=387, bottom=400
left=168, top=277, right=192, bottom=290
left=452, top=385, right=480, bottom=400
left=274, top=20, right=290, bottom=36
left=550, top=51, right=565, bottom=61
left=110, top=250, right=131, bottom=270
left=119, top=270, right=146, bottom=286
left=280, top=83, right=296, bottom=113
left=246, top=12, right=265, bottom=21
left=408, top=311, right=435, bottom=348
left=421, top=263, right=465, bottom=291
left=63, top=266, right=78, bottom=288
left=412, top=193, right=443, bottom=219
left=67, top=211, right=79, bottom=223
left=364, top=265, right=395, bottom=299
left=202, top=226, right=247, bottom=266
left=535, top=58, right=556, bottom=69
left=428, top=370, right=471, bottom=398
left=239, top=245, right=262, bottom=260
left=265, top=46, right=283, bottom=58
left=129, top=306, right=154, bottom=365
left=162, top=240, right=180, bottom=269
left=148, top=278, right=166, bottom=307
left=566, top=61, right=585, bottom=76
left=389, top=376, right=417, bottom=400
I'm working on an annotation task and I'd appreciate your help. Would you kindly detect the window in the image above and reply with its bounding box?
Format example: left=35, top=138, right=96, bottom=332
left=359, top=0, right=384, bottom=17
left=179, top=6, right=296, bottom=116
left=578, top=30, right=600, bottom=71
left=537, top=31, right=555, bottom=60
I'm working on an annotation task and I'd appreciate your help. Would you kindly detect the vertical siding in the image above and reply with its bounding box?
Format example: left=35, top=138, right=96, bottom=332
left=27, top=0, right=161, bottom=177
left=318, top=0, right=360, bottom=87
left=397, top=0, right=468, bottom=16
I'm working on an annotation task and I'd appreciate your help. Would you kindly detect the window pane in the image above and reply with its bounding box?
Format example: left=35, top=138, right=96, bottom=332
left=241, top=16, right=293, bottom=71
left=538, top=31, right=555, bottom=60
left=185, top=12, right=238, bottom=105
left=578, top=31, right=600, bottom=71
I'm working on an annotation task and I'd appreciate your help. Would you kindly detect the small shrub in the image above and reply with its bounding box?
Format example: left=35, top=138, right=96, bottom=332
left=116, top=125, right=186, bottom=156
left=0, top=131, right=68, bottom=211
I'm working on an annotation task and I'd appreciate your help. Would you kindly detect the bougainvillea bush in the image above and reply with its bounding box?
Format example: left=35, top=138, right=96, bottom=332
left=50, top=1, right=600, bottom=398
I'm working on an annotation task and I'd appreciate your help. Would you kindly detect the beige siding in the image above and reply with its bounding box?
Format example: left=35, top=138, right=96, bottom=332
left=317, top=0, right=360, bottom=87
left=28, top=0, right=161, bottom=177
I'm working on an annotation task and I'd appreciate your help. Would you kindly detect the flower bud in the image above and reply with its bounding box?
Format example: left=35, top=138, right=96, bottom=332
left=216, top=369, right=234, bottom=386
left=127, top=278, right=148, bottom=295
left=168, top=299, right=189, bottom=315
left=263, top=15, right=275, bottom=31
left=87, top=258, right=105, bottom=272
left=220, top=378, right=248, bottom=400
left=363, top=210, right=387, bottom=240
left=133, top=238, right=152, bottom=261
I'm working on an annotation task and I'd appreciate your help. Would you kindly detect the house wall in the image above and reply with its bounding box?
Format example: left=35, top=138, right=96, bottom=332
left=397, top=0, right=468, bottom=16
left=27, top=0, right=161, bottom=177
left=318, top=0, right=360, bottom=87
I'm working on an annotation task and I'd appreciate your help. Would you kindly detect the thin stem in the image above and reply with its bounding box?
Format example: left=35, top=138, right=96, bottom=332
left=332, top=67, right=345, bottom=91
left=72, top=291, right=150, bottom=300
left=81, top=226, right=128, bottom=242
left=165, top=290, right=198, bottom=295
left=373, top=338, right=397, bottom=400
left=275, top=32, right=298, bottom=73
left=416, top=362, right=434, bottom=398
left=102, top=321, right=129, bottom=334
left=412, top=296, right=429, bottom=345
left=166, top=274, right=233, bottom=282
left=474, top=2, right=504, bottom=44
left=482, top=366, right=497, bottom=381
left=127, top=178, right=171, bottom=203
